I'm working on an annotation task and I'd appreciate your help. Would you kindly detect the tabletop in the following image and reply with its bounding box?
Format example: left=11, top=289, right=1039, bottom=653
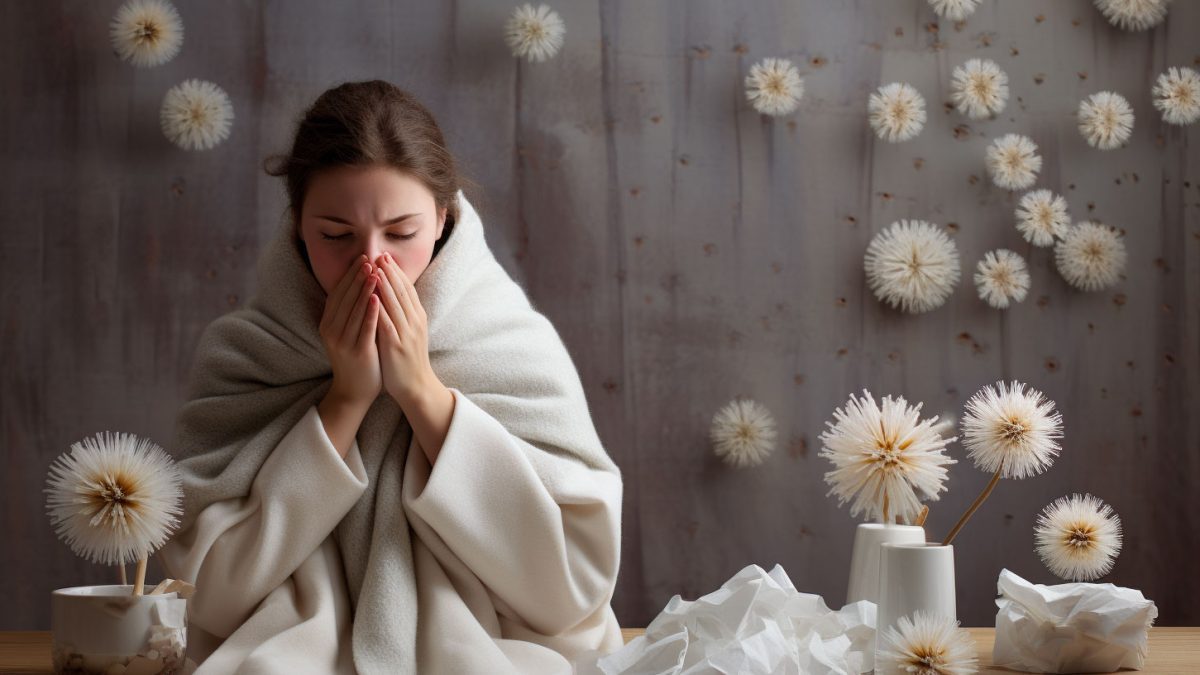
left=1, top=628, right=1196, bottom=672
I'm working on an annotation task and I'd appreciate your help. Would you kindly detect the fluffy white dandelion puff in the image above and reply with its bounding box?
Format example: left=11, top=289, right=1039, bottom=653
left=505, top=4, right=565, bottom=62
left=1055, top=221, right=1127, bottom=291
left=865, top=219, right=961, bottom=314
left=745, top=58, right=805, bottom=116
left=711, top=399, right=777, bottom=468
left=44, top=432, right=183, bottom=566
left=109, top=0, right=184, bottom=68
left=928, top=0, right=983, bottom=22
left=975, top=250, right=1030, bottom=309
left=877, top=611, right=980, bottom=675
left=819, top=390, right=957, bottom=524
left=951, top=58, right=1009, bottom=119
left=1078, top=91, right=1135, bottom=150
left=160, top=79, right=234, bottom=151
left=1015, top=190, right=1071, bottom=247
left=1153, top=67, right=1200, bottom=125
left=1035, top=493, right=1123, bottom=581
left=961, top=381, right=1063, bottom=480
left=1094, top=0, right=1170, bottom=31
left=869, top=83, right=927, bottom=143
left=986, top=133, right=1042, bottom=191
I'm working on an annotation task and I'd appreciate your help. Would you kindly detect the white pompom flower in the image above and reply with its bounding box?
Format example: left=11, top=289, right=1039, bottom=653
left=505, top=4, right=565, bottom=62
left=877, top=611, right=979, bottom=675
left=819, top=390, right=957, bottom=525
left=950, top=58, right=1009, bottom=119
left=1094, top=0, right=1170, bottom=31
left=1035, top=493, right=1123, bottom=581
left=45, top=432, right=183, bottom=566
left=745, top=58, right=805, bottom=116
left=975, top=249, right=1030, bottom=309
left=927, top=0, right=983, bottom=22
left=1078, top=91, right=1135, bottom=150
left=710, top=399, right=777, bottom=468
left=869, top=83, right=927, bottom=143
left=865, top=219, right=961, bottom=314
left=1153, top=67, right=1200, bottom=125
left=1015, top=189, right=1071, bottom=247
left=160, top=79, right=234, bottom=151
left=986, top=133, right=1042, bottom=191
left=961, top=381, right=1063, bottom=480
left=109, top=0, right=184, bottom=68
left=1055, top=221, right=1127, bottom=291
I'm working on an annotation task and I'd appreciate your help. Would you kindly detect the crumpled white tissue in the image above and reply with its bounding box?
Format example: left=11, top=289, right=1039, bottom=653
left=992, top=568, right=1158, bottom=673
left=576, top=563, right=876, bottom=675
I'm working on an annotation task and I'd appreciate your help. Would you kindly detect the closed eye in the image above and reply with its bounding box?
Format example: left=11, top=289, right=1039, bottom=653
left=321, top=232, right=417, bottom=241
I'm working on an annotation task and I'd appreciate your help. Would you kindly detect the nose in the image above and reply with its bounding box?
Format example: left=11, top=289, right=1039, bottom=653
left=358, top=234, right=386, bottom=268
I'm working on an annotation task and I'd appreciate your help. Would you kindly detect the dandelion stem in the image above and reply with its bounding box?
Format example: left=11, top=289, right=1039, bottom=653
left=133, top=556, right=148, bottom=596
left=942, top=468, right=1002, bottom=545
left=883, top=492, right=890, bottom=524
left=118, top=563, right=127, bottom=586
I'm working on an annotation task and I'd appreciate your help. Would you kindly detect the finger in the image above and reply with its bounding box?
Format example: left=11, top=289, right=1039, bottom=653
left=374, top=267, right=410, bottom=332
left=381, top=254, right=419, bottom=322
left=342, top=273, right=377, bottom=344
left=322, top=256, right=369, bottom=331
left=358, top=295, right=380, bottom=349
left=375, top=297, right=399, bottom=342
left=331, top=263, right=372, bottom=338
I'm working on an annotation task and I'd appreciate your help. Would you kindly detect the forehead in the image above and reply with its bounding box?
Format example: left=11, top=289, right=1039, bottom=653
left=303, top=165, right=434, bottom=212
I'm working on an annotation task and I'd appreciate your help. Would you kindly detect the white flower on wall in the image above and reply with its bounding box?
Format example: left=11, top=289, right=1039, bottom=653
left=1153, top=67, right=1200, bottom=125
left=986, top=134, right=1042, bottom=191
left=928, top=0, right=983, bottom=22
left=160, top=79, right=234, bottom=151
left=1078, top=92, right=1135, bottom=150
left=744, top=58, right=805, bottom=116
left=1055, top=222, right=1127, bottom=291
left=1015, top=190, right=1071, bottom=247
left=865, top=219, right=961, bottom=313
left=505, top=4, right=565, bottom=62
left=1094, top=0, right=1170, bottom=31
left=950, top=58, right=1009, bottom=119
left=975, top=249, right=1030, bottom=309
left=710, top=399, right=777, bottom=468
left=868, top=83, right=927, bottom=143
left=1035, top=493, right=1123, bottom=581
left=109, top=0, right=184, bottom=68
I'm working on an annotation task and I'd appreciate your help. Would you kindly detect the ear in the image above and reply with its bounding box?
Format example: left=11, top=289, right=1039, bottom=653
left=434, top=206, right=447, bottom=240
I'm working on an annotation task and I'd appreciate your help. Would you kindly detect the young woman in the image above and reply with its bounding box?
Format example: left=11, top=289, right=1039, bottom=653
left=160, top=80, right=625, bottom=674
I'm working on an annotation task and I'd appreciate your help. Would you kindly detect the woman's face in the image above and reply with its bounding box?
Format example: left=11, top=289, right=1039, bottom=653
left=298, top=164, right=447, bottom=295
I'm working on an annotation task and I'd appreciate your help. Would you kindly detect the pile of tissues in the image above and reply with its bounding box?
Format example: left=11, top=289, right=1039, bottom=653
left=575, top=563, right=876, bottom=675
left=993, top=568, right=1158, bottom=673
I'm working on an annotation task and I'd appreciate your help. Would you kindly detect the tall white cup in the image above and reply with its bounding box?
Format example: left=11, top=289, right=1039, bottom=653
left=845, top=523, right=926, bottom=605
left=875, top=542, right=956, bottom=655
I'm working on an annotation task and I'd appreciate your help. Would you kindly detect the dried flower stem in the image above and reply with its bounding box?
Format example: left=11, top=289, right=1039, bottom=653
left=942, top=468, right=1002, bottom=545
left=133, top=556, right=148, bottom=596
left=118, top=564, right=127, bottom=585
left=915, top=505, right=930, bottom=527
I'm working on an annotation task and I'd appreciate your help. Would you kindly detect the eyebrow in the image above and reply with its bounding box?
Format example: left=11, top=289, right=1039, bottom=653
left=315, top=213, right=419, bottom=225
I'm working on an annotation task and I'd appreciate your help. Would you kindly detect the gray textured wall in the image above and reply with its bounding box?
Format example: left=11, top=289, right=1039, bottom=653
left=2, top=0, right=1198, bottom=632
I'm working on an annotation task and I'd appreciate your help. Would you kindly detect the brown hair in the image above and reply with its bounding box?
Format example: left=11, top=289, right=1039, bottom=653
left=264, top=80, right=467, bottom=266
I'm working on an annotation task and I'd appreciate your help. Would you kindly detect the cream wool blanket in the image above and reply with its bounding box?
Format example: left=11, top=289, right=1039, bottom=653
left=159, top=191, right=625, bottom=673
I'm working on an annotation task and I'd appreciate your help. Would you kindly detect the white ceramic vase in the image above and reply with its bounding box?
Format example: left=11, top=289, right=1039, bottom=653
left=51, top=584, right=188, bottom=674
left=875, top=542, right=956, bottom=655
left=844, top=523, right=926, bottom=605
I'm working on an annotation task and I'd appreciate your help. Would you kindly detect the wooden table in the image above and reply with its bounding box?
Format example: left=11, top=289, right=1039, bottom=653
left=1, top=629, right=1196, bottom=672
left=620, top=628, right=1199, bottom=673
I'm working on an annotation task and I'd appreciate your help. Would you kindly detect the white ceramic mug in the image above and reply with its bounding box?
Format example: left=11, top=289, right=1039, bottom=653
left=51, top=584, right=188, bottom=673
left=845, top=523, right=926, bottom=605
left=875, top=542, right=956, bottom=655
